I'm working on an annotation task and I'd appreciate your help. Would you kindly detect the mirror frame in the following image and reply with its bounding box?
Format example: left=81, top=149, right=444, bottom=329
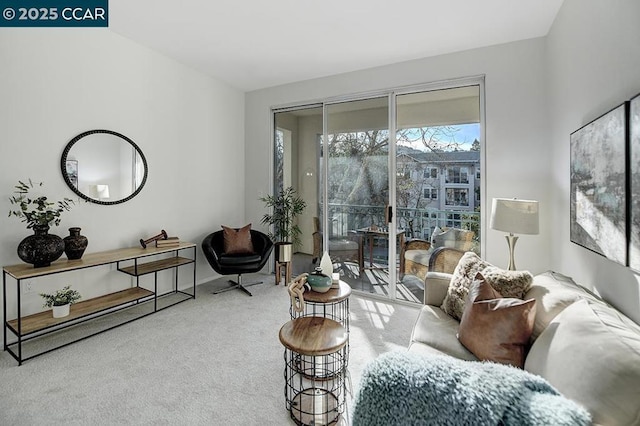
left=61, top=129, right=148, bottom=205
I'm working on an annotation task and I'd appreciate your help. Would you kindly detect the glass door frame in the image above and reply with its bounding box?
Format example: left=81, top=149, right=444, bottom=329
left=271, top=75, right=486, bottom=303
left=322, top=94, right=398, bottom=297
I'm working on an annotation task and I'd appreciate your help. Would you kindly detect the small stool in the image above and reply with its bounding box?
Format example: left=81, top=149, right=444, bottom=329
left=275, top=260, right=292, bottom=285
left=290, top=280, right=351, bottom=331
left=279, top=317, right=348, bottom=426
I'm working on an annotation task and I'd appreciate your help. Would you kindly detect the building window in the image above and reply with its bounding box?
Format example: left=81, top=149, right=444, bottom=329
left=445, top=166, right=469, bottom=184
left=397, top=167, right=411, bottom=178
left=476, top=168, right=480, bottom=179
left=423, top=167, right=438, bottom=179
left=423, top=188, right=438, bottom=200
left=445, top=188, right=469, bottom=206
left=446, top=213, right=462, bottom=228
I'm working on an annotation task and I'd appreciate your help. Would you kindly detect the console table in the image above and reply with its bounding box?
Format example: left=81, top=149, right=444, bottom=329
left=3, top=242, right=196, bottom=365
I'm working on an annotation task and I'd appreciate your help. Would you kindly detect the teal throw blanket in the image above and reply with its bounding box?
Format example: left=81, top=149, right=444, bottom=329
left=352, top=350, right=591, bottom=426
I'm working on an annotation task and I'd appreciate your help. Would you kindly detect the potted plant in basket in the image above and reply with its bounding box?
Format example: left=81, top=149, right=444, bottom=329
left=8, top=179, right=74, bottom=267
left=40, top=285, right=82, bottom=318
left=260, top=186, right=306, bottom=261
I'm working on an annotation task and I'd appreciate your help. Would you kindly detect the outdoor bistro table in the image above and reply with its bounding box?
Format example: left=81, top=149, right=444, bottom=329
left=354, top=227, right=405, bottom=270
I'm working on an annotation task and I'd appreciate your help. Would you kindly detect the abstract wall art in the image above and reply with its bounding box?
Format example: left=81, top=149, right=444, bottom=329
left=629, top=94, right=640, bottom=270
left=570, top=103, right=627, bottom=266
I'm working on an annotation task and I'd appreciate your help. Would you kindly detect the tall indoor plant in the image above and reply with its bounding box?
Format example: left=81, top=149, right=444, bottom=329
left=260, top=186, right=306, bottom=257
left=8, top=179, right=74, bottom=267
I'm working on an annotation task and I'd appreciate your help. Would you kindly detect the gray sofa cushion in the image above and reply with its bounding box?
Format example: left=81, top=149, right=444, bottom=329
left=524, top=270, right=601, bottom=340
left=410, top=305, right=477, bottom=361
left=525, top=299, right=640, bottom=426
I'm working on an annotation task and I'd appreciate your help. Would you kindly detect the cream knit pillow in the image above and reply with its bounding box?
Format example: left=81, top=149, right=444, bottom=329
left=441, top=252, right=533, bottom=320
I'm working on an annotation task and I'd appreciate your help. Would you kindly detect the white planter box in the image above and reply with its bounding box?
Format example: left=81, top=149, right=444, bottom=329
left=52, top=304, right=70, bottom=318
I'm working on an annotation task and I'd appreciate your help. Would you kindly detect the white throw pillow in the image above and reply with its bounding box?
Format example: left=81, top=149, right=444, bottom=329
left=525, top=299, right=640, bottom=425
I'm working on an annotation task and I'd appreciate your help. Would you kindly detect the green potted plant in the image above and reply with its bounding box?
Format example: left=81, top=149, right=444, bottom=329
left=40, top=285, right=82, bottom=318
left=260, top=186, right=306, bottom=260
left=8, top=179, right=74, bottom=267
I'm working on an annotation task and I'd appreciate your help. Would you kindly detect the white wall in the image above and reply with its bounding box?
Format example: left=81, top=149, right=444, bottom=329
left=245, top=37, right=552, bottom=279
left=0, top=29, right=245, bottom=335
left=245, top=0, right=640, bottom=324
left=547, top=0, right=640, bottom=323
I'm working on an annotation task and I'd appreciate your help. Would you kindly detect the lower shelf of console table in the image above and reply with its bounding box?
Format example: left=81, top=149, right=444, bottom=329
left=3, top=242, right=197, bottom=365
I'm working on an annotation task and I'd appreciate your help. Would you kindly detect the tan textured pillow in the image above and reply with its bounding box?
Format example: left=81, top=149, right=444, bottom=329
left=221, top=224, right=255, bottom=254
left=458, top=275, right=536, bottom=368
left=441, top=252, right=492, bottom=320
left=481, top=266, right=533, bottom=299
left=441, top=252, right=533, bottom=320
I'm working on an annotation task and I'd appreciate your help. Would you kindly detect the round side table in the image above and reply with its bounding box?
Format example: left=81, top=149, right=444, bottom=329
left=279, top=316, right=348, bottom=426
left=290, top=280, right=351, bottom=331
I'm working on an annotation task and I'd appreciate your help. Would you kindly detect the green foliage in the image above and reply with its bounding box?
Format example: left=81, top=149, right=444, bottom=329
left=461, top=205, right=481, bottom=253
left=260, top=186, right=306, bottom=249
left=8, top=179, right=74, bottom=229
left=40, top=285, right=82, bottom=307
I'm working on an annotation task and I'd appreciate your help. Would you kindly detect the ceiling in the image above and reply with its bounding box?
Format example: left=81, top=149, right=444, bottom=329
left=109, top=0, right=564, bottom=92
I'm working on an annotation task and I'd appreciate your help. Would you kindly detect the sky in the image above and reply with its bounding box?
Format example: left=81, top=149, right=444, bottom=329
left=397, top=123, right=480, bottom=152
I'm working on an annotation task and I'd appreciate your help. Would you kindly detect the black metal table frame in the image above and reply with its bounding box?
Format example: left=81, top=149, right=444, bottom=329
left=3, top=245, right=196, bottom=365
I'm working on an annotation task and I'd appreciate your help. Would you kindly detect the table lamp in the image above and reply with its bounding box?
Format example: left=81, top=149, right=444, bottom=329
left=490, top=198, right=539, bottom=270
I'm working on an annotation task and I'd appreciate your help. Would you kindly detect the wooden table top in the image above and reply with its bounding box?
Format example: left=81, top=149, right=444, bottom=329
left=354, top=227, right=405, bottom=236
left=304, top=280, right=351, bottom=303
left=279, top=317, right=347, bottom=356
left=3, top=242, right=196, bottom=279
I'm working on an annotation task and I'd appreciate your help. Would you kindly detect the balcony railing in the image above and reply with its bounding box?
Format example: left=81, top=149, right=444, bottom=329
left=324, top=203, right=480, bottom=242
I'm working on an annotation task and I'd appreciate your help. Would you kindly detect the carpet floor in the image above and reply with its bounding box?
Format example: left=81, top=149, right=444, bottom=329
left=0, top=276, right=419, bottom=425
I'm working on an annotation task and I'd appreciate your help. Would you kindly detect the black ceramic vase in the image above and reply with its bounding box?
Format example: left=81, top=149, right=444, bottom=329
left=17, top=225, right=65, bottom=268
left=63, top=227, right=88, bottom=260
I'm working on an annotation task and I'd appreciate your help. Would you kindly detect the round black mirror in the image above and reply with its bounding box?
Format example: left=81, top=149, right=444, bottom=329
left=61, top=129, right=148, bottom=205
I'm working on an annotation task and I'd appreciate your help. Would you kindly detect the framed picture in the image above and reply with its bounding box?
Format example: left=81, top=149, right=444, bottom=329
left=630, top=94, right=640, bottom=270
left=65, top=160, right=78, bottom=189
left=570, top=102, right=627, bottom=266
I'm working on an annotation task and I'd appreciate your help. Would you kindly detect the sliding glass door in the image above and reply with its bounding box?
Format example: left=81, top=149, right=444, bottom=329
left=272, top=78, right=483, bottom=304
left=395, top=85, right=482, bottom=303
left=324, top=97, right=398, bottom=297
left=273, top=105, right=323, bottom=263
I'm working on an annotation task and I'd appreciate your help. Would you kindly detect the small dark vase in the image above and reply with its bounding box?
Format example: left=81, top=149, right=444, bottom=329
left=63, top=227, right=88, bottom=260
left=17, top=225, right=65, bottom=268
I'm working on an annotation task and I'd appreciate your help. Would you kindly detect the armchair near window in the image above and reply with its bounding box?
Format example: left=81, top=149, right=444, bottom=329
left=202, top=228, right=274, bottom=297
left=401, top=228, right=475, bottom=281
left=311, top=217, right=363, bottom=273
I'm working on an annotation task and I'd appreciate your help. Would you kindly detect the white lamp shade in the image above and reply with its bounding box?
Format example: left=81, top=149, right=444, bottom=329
left=490, top=198, right=539, bottom=235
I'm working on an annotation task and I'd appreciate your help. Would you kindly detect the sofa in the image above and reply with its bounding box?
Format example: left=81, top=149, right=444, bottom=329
left=408, top=249, right=640, bottom=426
